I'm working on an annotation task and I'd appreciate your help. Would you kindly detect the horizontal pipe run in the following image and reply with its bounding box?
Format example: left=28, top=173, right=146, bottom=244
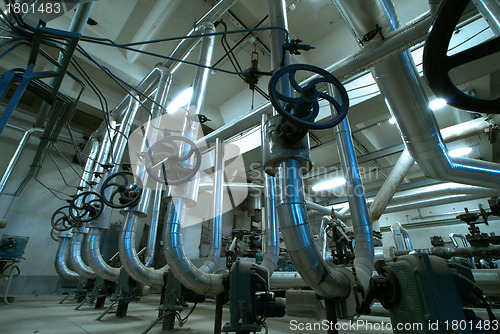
left=394, top=245, right=500, bottom=259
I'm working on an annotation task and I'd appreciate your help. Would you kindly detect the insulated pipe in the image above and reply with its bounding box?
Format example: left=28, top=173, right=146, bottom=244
left=144, top=185, right=162, bottom=268
left=268, top=0, right=350, bottom=298
left=55, top=237, right=80, bottom=281
left=390, top=222, right=412, bottom=250
left=119, top=211, right=167, bottom=286
left=332, top=0, right=500, bottom=189
left=85, top=99, right=140, bottom=281
left=112, top=0, right=238, bottom=113
left=0, top=128, right=43, bottom=193
left=163, top=22, right=224, bottom=295
left=275, top=159, right=350, bottom=297
left=367, top=116, right=497, bottom=223
left=472, top=0, right=500, bottom=36
left=200, top=138, right=224, bottom=273
left=197, top=6, right=478, bottom=147
left=332, top=103, right=373, bottom=289
left=67, top=136, right=103, bottom=280
left=119, top=70, right=171, bottom=283
left=261, top=115, right=280, bottom=274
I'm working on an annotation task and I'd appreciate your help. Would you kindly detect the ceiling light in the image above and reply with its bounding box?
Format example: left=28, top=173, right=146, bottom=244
left=312, top=177, right=346, bottom=192
left=448, top=147, right=472, bottom=157
left=166, top=87, right=193, bottom=114
left=388, top=117, right=396, bottom=124
left=429, top=98, right=447, bottom=111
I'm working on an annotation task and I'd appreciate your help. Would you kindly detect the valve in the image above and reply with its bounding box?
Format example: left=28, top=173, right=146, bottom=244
left=51, top=205, right=77, bottom=231
left=69, top=191, right=104, bottom=223
left=423, top=0, right=500, bottom=113
left=145, top=135, right=202, bottom=186
left=268, top=64, right=349, bottom=131
left=100, top=171, right=142, bottom=209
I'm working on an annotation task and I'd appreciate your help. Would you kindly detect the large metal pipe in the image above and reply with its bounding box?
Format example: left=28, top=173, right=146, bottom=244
left=163, top=22, right=225, bottom=295
left=119, top=211, right=167, bottom=286
left=267, top=0, right=350, bottom=298
left=55, top=237, right=80, bottom=281
left=333, top=113, right=373, bottom=288
left=113, top=0, right=238, bottom=114
left=67, top=136, right=103, bottom=280
left=117, top=66, right=173, bottom=284
left=332, top=0, right=500, bottom=189
left=86, top=99, right=140, bottom=281
left=200, top=138, right=224, bottom=273
left=260, top=115, right=280, bottom=274
left=472, top=0, right=500, bottom=36
left=0, top=128, right=43, bottom=193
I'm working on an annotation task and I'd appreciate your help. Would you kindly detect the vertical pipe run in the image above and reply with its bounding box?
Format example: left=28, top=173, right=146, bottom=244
left=163, top=22, right=224, bottom=295
left=0, top=128, right=43, bottom=193
left=332, top=113, right=373, bottom=289
left=260, top=114, right=280, bottom=274
left=200, top=138, right=224, bottom=273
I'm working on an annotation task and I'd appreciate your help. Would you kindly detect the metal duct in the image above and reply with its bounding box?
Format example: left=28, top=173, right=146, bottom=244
left=267, top=0, right=350, bottom=298
left=261, top=114, right=280, bottom=273
left=0, top=128, right=43, bottom=193
left=390, top=222, right=412, bottom=250
left=200, top=138, right=224, bottom=273
left=472, top=0, right=500, bottom=36
left=355, top=116, right=498, bottom=223
left=119, top=211, right=167, bottom=286
left=331, top=90, right=373, bottom=289
left=86, top=99, right=140, bottom=281
left=113, top=0, right=238, bottom=114
left=333, top=0, right=500, bottom=189
left=118, top=66, right=172, bottom=285
left=55, top=237, right=79, bottom=281
left=163, top=22, right=224, bottom=295
left=67, top=136, right=102, bottom=280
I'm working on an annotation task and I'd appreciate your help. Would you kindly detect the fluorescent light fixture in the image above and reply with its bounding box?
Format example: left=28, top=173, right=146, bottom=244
left=388, top=117, right=396, bottom=124
left=449, top=147, right=472, bottom=157
left=429, top=98, right=447, bottom=111
left=312, top=177, right=346, bottom=192
left=166, top=87, right=193, bottom=114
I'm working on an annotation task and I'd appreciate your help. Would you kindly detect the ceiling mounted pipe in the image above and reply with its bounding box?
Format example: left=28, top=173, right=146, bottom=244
left=332, top=0, right=500, bottom=189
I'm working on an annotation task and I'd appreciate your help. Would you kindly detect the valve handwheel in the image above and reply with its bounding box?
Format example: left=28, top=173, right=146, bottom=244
left=268, top=64, right=349, bottom=129
left=51, top=205, right=76, bottom=231
left=423, top=0, right=500, bottom=113
left=145, top=135, right=202, bottom=186
left=100, top=171, right=143, bottom=208
left=69, top=191, right=104, bottom=223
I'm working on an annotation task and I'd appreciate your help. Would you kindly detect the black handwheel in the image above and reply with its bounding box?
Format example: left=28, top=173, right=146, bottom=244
left=50, top=228, right=61, bottom=242
left=145, top=135, right=202, bottom=185
left=423, top=0, right=500, bottom=113
left=51, top=206, right=76, bottom=231
left=69, top=191, right=104, bottom=223
left=268, top=64, right=349, bottom=129
left=100, top=171, right=142, bottom=208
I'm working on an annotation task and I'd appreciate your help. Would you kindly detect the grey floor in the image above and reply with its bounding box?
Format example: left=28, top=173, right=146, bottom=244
left=0, top=294, right=393, bottom=333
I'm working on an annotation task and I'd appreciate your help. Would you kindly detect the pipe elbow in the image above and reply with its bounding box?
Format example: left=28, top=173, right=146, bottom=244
left=55, top=238, right=80, bottom=281
left=86, top=228, right=120, bottom=282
